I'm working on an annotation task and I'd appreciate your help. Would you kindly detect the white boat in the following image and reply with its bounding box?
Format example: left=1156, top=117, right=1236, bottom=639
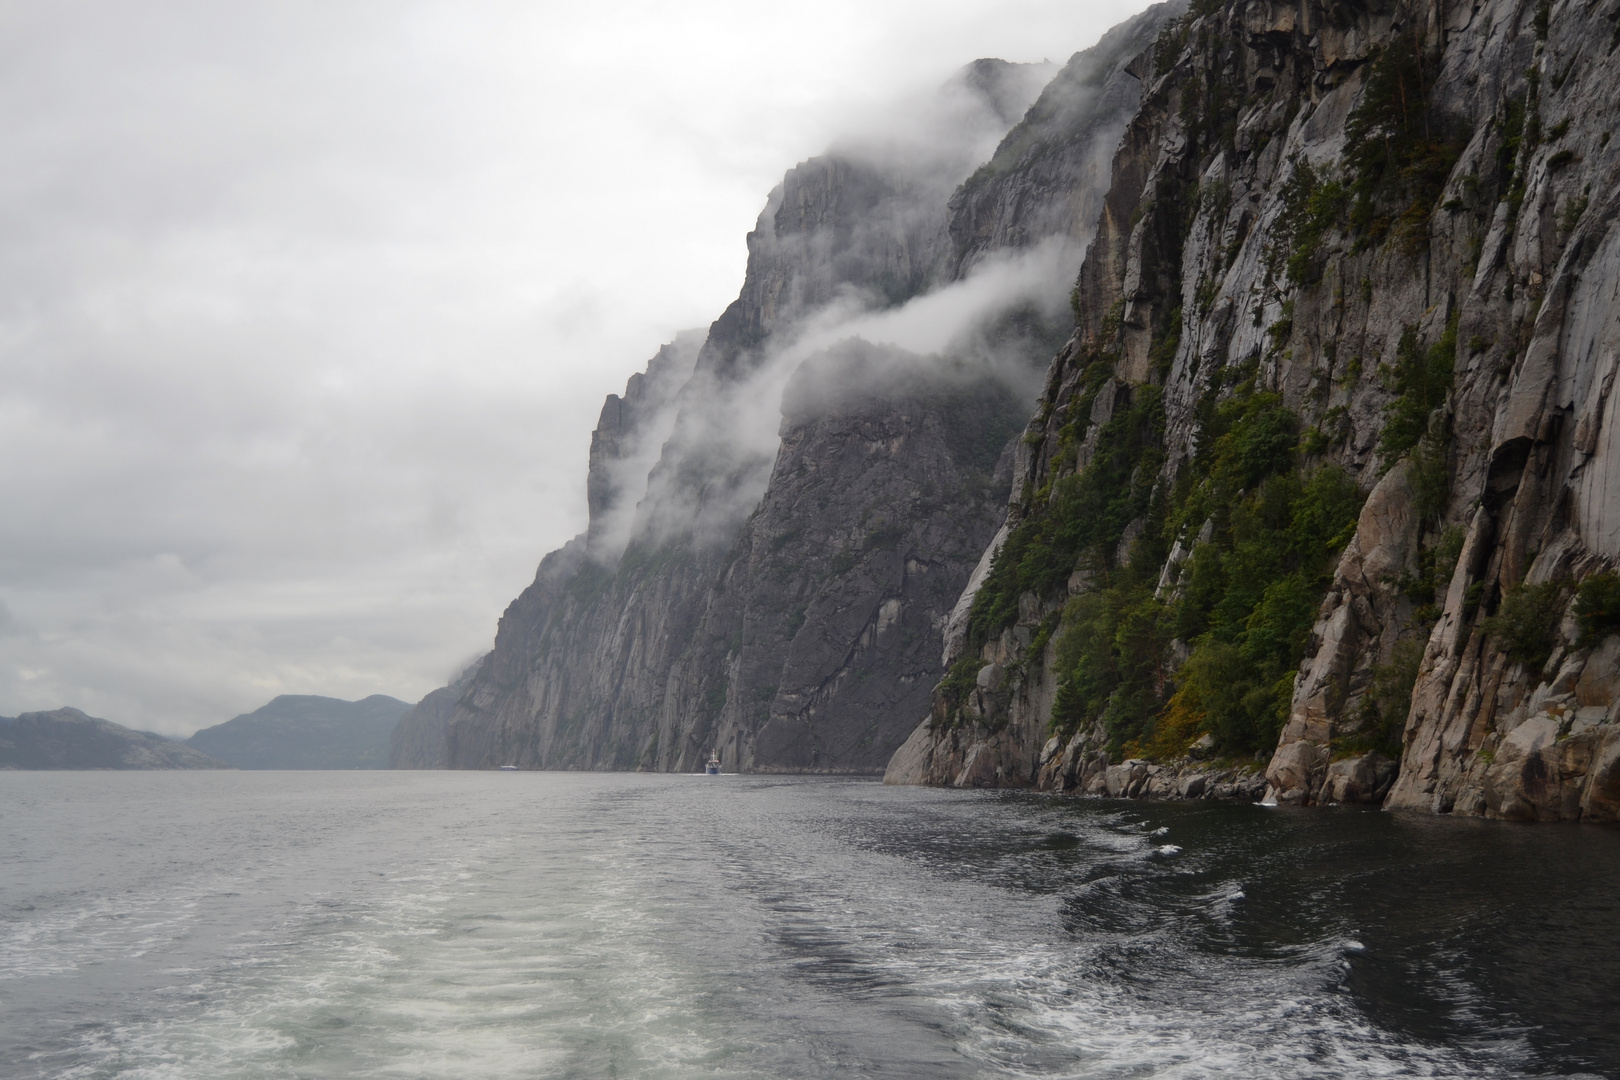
left=498, top=764, right=518, bottom=771
left=705, top=753, right=721, bottom=775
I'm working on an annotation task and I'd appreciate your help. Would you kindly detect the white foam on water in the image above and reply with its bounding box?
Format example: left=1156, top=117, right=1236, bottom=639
left=45, top=833, right=752, bottom=1080
left=1, top=773, right=1609, bottom=1080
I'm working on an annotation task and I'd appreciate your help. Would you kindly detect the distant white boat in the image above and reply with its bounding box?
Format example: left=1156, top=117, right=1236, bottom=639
left=498, top=765, right=518, bottom=771
left=705, top=753, right=721, bottom=775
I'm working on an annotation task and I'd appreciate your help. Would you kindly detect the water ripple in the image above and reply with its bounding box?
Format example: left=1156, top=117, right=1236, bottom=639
left=1, top=773, right=1617, bottom=1079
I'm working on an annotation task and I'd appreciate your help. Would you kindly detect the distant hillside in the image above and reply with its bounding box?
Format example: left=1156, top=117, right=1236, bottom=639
left=187, top=694, right=409, bottom=769
left=0, top=708, right=229, bottom=769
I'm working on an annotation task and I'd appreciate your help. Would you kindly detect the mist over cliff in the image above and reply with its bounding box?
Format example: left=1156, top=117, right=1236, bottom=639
left=406, top=0, right=1620, bottom=823
left=390, top=8, right=1180, bottom=772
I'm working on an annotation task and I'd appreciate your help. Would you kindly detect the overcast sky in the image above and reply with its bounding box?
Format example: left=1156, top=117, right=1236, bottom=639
left=0, top=0, right=1147, bottom=735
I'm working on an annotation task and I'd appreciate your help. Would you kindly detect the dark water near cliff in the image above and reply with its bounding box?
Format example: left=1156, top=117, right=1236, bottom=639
left=2, top=772, right=1618, bottom=1079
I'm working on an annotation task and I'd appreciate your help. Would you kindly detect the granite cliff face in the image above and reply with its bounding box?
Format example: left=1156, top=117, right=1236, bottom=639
left=0, top=708, right=227, bottom=769
left=434, top=10, right=1177, bottom=773
left=667, top=343, right=1027, bottom=772
left=887, top=0, right=1620, bottom=823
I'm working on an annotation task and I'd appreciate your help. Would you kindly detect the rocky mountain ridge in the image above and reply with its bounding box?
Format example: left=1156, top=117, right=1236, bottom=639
left=1, top=708, right=227, bottom=769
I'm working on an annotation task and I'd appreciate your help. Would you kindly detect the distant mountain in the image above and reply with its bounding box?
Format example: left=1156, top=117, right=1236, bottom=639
left=187, top=694, right=410, bottom=769
left=0, top=708, right=229, bottom=769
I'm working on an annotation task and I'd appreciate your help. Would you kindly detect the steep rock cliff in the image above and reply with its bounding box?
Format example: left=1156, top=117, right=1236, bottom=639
left=947, top=12, right=1170, bottom=277
left=669, top=343, right=1025, bottom=772
left=438, top=12, right=1177, bottom=772
left=887, top=0, right=1620, bottom=824
left=389, top=656, right=485, bottom=769
left=585, top=332, right=704, bottom=562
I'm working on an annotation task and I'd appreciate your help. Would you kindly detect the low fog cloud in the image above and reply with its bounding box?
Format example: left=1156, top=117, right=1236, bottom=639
left=0, top=0, right=1146, bottom=734
left=626, top=237, right=1080, bottom=554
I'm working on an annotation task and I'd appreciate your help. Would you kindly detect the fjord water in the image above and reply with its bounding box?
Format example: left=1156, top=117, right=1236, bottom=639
left=3, top=773, right=1617, bottom=1079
